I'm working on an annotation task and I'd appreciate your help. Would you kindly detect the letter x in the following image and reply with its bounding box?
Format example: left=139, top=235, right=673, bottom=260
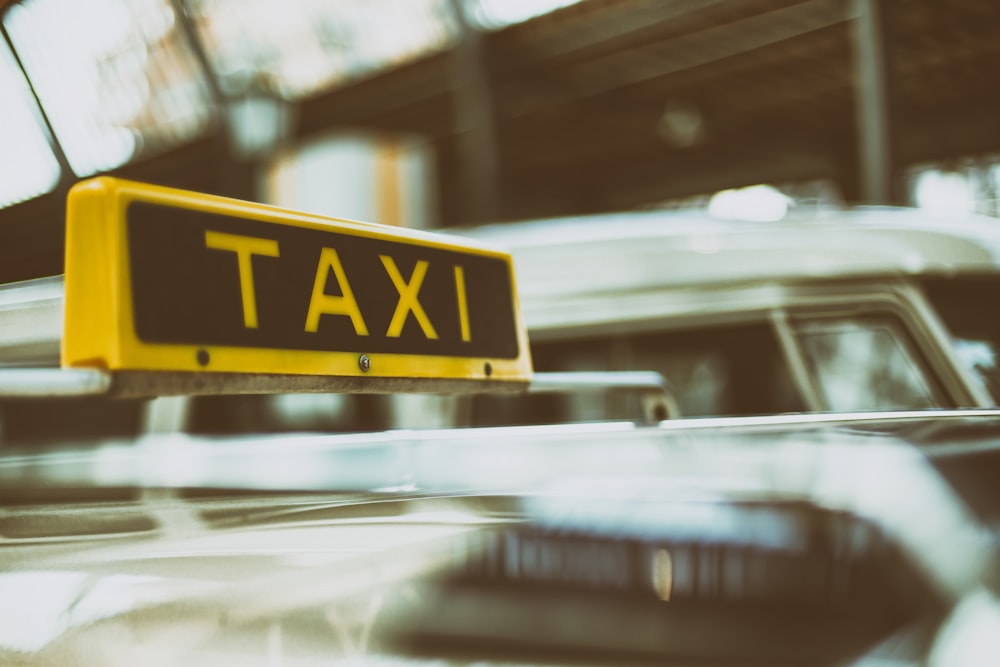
left=380, top=256, right=438, bottom=339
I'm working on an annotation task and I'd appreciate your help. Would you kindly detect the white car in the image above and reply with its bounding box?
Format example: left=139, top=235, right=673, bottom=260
left=454, top=206, right=1000, bottom=423
left=2, top=181, right=1000, bottom=667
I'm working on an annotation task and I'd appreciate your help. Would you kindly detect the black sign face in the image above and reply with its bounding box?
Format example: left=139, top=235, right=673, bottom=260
left=126, top=202, right=520, bottom=360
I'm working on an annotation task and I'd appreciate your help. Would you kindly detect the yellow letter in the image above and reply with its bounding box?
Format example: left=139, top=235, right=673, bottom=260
left=454, top=265, right=471, bottom=342
left=305, top=248, right=369, bottom=335
left=204, top=231, right=279, bottom=329
left=381, top=255, right=438, bottom=339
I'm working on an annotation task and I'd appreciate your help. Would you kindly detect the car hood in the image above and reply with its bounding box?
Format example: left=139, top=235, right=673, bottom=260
left=0, top=495, right=499, bottom=664
left=4, top=412, right=1000, bottom=665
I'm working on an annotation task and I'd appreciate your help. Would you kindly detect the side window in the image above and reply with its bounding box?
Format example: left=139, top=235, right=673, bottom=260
left=469, top=321, right=805, bottom=425
left=625, top=323, right=804, bottom=417
left=791, top=314, right=943, bottom=412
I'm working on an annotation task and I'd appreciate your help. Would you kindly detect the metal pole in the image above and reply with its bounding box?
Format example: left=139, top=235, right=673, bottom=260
left=167, top=0, right=228, bottom=120
left=167, top=0, right=256, bottom=200
left=852, top=0, right=898, bottom=204
left=447, top=0, right=501, bottom=223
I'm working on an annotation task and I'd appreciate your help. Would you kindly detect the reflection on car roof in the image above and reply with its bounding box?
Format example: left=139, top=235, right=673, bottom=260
left=459, top=206, right=1000, bottom=294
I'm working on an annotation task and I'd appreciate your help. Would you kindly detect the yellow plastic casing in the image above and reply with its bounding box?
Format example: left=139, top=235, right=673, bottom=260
left=62, top=177, right=532, bottom=390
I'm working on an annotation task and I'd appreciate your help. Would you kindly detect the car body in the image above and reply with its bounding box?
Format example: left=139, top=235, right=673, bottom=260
left=448, top=206, right=1000, bottom=424
left=5, top=205, right=1000, bottom=439
left=2, top=411, right=1000, bottom=666
left=2, top=183, right=1000, bottom=666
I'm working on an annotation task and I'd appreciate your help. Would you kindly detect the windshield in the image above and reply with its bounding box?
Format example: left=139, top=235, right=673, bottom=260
left=921, top=275, right=1000, bottom=405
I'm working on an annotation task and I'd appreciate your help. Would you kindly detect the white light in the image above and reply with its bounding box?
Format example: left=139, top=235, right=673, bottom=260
left=708, top=184, right=790, bottom=222
left=914, top=170, right=975, bottom=216
left=5, top=0, right=139, bottom=175
left=0, top=44, right=60, bottom=207
left=929, top=589, right=1000, bottom=667
left=225, top=91, right=291, bottom=161
left=0, top=571, right=89, bottom=652
left=658, top=101, right=705, bottom=148
left=472, top=0, right=582, bottom=29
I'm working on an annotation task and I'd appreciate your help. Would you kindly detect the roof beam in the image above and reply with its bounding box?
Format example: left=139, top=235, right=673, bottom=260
left=502, top=0, right=857, bottom=116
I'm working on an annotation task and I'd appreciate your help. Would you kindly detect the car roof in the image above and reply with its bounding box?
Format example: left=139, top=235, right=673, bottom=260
left=460, top=205, right=1000, bottom=288
left=454, top=206, right=1000, bottom=334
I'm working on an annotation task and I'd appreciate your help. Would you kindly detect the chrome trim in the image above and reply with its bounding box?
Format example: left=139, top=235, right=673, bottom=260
left=0, top=275, right=63, bottom=365
left=655, top=408, right=1000, bottom=430
left=0, top=368, right=111, bottom=397
left=529, top=370, right=679, bottom=421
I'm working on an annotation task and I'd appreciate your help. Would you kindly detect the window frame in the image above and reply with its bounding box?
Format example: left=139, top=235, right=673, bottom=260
left=779, top=304, right=953, bottom=412
left=462, top=278, right=980, bottom=423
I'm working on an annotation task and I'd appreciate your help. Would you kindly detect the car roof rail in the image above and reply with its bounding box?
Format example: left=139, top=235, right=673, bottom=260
left=528, top=370, right=679, bottom=423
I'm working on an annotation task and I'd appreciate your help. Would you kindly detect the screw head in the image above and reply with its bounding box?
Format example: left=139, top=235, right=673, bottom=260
left=359, top=354, right=371, bottom=372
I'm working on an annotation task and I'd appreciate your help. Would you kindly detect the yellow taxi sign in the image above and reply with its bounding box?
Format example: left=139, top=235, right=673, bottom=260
left=62, top=178, right=531, bottom=396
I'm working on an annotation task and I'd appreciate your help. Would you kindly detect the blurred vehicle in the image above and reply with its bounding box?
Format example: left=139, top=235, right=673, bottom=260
left=3, top=411, right=1000, bottom=666
left=448, top=207, right=1000, bottom=425
left=7, top=205, right=1000, bottom=441
left=2, top=179, right=1000, bottom=666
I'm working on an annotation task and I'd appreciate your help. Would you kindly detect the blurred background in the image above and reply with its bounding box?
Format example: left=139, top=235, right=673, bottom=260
left=1, top=0, right=999, bottom=284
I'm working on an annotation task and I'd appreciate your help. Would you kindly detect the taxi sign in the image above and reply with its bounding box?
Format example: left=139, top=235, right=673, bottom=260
left=62, top=178, right=531, bottom=396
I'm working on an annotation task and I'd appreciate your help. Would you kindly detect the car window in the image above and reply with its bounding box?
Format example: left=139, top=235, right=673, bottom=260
left=470, top=321, right=805, bottom=425
left=921, top=275, right=1000, bottom=405
left=791, top=314, right=941, bottom=412
left=624, top=323, right=803, bottom=417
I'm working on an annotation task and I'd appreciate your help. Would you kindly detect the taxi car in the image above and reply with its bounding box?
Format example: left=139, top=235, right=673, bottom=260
left=6, top=201, right=1000, bottom=438
left=454, top=207, right=1000, bottom=424
left=1, top=179, right=1000, bottom=666
left=3, top=410, right=1000, bottom=666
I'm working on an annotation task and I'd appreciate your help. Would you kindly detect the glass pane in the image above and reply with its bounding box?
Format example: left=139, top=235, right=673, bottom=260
left=470, top=321, right=806, bottom=425
left=0, top=42, right=60, bottom=208
left=471, top=0, right=584, bottom=30
left=4, top=0, right=212, bottom=177
left=795, top=316, right=939, bottom=412
left=626, top=323, right=804, bottom=417
left=190, top=0, right=455, bottom=100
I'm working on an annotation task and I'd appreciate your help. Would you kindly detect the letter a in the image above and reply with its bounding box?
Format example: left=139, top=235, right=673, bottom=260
left=304, top=248, right=369, bottom=335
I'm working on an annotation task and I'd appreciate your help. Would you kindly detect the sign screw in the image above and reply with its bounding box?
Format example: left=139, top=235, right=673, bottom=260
left=359, top=354, right=371, bottom=372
